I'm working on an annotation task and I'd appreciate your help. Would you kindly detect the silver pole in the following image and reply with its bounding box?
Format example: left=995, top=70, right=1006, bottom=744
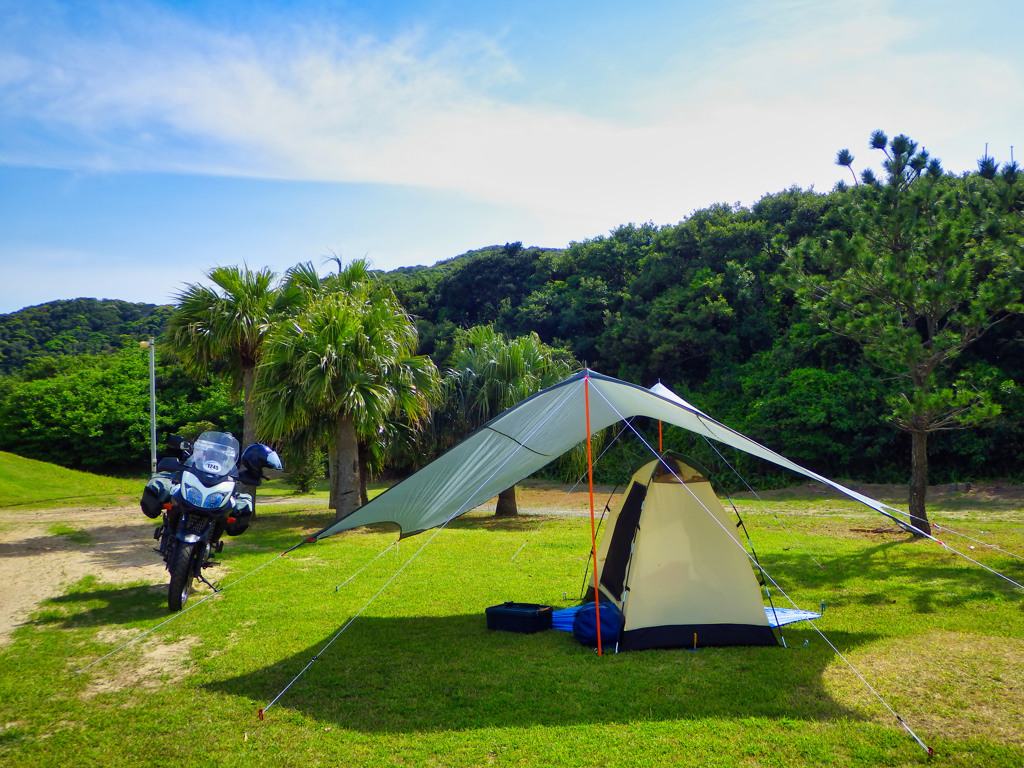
left=140, top=337, right=157, bottom=474
left=149, top=337, right=157, bottom=474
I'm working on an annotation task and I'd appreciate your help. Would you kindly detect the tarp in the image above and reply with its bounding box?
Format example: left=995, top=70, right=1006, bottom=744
left=312, top=369, right=906, bottom=540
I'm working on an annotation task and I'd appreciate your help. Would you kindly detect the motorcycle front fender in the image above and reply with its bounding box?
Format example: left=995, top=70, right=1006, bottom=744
left=174, top=518, right=213, bottom=545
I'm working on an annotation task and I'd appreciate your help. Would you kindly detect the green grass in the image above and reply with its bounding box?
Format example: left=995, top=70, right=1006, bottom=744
left=47, top=523, right=92, bottom=544
left=0, top=451, right=142, bottom=510
left=258, top=474, right=390, bottom=503
left=1, top=470, right=1023, bottom=766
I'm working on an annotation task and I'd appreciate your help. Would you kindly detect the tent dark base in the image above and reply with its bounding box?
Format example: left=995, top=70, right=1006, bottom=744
left=620, top=623, right=778, bottom=651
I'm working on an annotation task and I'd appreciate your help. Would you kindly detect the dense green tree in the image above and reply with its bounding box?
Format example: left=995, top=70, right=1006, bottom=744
left=165, top=265, right=302, bottom=451
left=0, top=299, right=171, bottom=375
left=601, top=205, right=785, bottom=387
left=0, top=350, right=150, bottom=468
left=504, top=224, right=656, bottom=364
left=256, top=260, right=437, bottom=519
left=0, top=347, right=240, bottom=471
left=386, top=243, right=561, bottom=363
left=440, top=325, right=576, bottom=516
left=786, top=131, right=1024, bottom=534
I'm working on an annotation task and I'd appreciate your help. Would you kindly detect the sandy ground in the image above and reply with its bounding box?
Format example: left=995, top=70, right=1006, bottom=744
left=0, top=493, right=568, bottom=645
left=0, top=504, right=171, bottom=645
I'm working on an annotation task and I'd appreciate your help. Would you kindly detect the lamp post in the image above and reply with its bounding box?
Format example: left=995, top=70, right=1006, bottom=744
left=139, top=337, right=157, bottom=474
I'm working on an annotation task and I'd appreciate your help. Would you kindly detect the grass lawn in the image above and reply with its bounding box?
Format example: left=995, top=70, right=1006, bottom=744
left=0, top=451, right=143, bottom=510
left=1, top=472, right=1022, bottom=767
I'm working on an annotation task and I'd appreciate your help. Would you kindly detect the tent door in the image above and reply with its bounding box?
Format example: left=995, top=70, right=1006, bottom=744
left=599, top=480, right=648, bottom=601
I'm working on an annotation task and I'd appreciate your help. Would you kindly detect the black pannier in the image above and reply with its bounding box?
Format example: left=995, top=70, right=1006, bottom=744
left=140, top=473, right=174, bottom=519
left=225, top=493, right=254, bottom=536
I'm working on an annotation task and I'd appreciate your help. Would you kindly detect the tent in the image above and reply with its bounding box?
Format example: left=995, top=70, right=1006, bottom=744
left=305, top=369, right=909, bottom=650
left=312, top=369, right=909, bottom=542
left=582, top=452, right=778, bottom=650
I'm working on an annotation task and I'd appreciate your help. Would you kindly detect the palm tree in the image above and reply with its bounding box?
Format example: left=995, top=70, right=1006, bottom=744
left=165, top=265, right=301, bottom=450
left=442, top=326, right=576, bottom=517
left=256, top=261, right=437, bottom=519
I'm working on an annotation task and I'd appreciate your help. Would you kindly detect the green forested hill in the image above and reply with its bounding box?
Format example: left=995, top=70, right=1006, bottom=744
left=0, top=298, right=173, bottom=375
left=1, top=185, right=1021, bottom=483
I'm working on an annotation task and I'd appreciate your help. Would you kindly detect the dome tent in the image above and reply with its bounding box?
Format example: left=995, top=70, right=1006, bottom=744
left=582, top=453, right=777, bottom=650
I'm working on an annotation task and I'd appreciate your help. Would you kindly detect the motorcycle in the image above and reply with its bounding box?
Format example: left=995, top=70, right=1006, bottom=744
left=140, top=431, right=283, bottom=611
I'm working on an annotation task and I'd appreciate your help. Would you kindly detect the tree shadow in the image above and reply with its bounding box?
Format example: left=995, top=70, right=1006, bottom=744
left=204, top=614, right=878, bottom=733
left=762, top=535, right=1024, bottom=615
left=32, top=581, right=169, bottom=628
left=0, top=520, right=164, bottom=572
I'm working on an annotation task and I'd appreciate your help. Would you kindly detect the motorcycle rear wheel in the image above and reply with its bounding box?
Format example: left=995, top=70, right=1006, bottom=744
left=168, top=542, right=197, bottom=612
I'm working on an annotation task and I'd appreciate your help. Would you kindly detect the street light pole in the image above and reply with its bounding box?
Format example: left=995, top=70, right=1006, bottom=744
left=140, top=337, right=157, bottom=474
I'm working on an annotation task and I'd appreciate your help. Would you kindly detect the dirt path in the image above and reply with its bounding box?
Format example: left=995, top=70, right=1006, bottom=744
left=0, top=504, right=168, bottom=645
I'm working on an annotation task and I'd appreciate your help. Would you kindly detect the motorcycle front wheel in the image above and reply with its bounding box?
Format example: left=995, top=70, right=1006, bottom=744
left=168, top=542, right=197, bottom=612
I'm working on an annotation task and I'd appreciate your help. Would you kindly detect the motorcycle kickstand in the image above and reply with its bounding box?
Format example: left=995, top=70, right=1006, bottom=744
left=197, top=571, right=221, bottom=594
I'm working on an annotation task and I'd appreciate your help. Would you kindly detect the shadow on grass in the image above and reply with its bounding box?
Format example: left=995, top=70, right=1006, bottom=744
left=33, top=580, right=169, bottom=628
left=204, top=615, right=877, bottom=733
left=764, top=536, right=1024, bottom=614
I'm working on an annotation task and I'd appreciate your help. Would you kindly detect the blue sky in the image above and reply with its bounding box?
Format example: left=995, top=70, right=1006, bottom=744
left=1, top=0, right=1021, bottom=314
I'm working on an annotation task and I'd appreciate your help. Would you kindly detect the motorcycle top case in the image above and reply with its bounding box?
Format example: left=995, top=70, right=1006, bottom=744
left=140, top=473, right=175, bottom=519
left=225, top=493, right=254, bottom=536
left=485, top=602, right=553, bottom=634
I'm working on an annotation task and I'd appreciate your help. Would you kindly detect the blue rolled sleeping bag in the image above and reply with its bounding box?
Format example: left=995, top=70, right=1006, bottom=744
left=571, top=602, right=623, bottom=647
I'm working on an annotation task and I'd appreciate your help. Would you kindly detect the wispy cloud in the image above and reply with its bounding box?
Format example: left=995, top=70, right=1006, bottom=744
left=2, top=0, right=1021, bottom=238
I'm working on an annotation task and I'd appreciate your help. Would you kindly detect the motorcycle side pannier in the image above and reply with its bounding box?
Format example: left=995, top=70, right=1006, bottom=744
left=225, top=493, right=254, bottom=536
left=140, top=473, right=174, bottom=519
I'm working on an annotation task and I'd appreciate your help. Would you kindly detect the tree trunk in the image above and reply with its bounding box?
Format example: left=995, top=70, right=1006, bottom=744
left=238, top=366, right=258, bottom=500
left=908, top=429, right=932, bottom=537
left=495, top=486, right=518, bottom=517
left=241, top=366, right=258, bottom=448
left=358, top=441, right=370, bottom=508
left=332, top=413, right=361, bottom=520
left=327, top=441, right=337, bottom=509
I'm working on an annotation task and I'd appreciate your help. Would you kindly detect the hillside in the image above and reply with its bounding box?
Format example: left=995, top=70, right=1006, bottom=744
left=0, top=298, right=174, bottom=375
left=0, top=451, right=142, bottom=509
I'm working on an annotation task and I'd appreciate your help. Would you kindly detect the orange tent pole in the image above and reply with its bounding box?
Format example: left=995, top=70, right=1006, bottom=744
left=584, top=374, right=603, bottom=656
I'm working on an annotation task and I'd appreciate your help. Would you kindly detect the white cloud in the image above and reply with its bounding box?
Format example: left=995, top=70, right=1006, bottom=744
left=2, top=0, right=1022, bottom=237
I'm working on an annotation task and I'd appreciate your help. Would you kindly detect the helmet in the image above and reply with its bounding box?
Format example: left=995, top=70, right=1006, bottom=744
left=240, top=443, right=283, bottom=478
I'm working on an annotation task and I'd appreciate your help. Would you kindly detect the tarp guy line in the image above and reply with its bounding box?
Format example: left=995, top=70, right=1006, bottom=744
left=929, top=522, right=1024, bottom=563
left=261, top=521, right=454, bottom=720
left=333, top=541, right=398, bottom=592
left=755, top=553, right=934, bottom=756
left=599, top=390, right=932, bottom=754
left=77, top=540, right=304, bottom=673
left=698, top=433, right=825, bottom=571
left=264, top=377, right=592, bottom=716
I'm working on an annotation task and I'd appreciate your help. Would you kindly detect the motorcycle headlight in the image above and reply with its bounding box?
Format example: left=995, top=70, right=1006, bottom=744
left=184, top=485, right=204, bottom=507
left=204, top=491, right=230, bottom=509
